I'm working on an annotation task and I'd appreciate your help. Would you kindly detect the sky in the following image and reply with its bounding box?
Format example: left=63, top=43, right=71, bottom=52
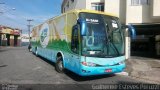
left=0, top=0, right=62, bottom=34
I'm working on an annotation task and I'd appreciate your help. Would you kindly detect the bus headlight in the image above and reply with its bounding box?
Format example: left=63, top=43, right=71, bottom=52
left=81, top=62, right=97, bottom=67
left=118, top=61, right=125, bottom=65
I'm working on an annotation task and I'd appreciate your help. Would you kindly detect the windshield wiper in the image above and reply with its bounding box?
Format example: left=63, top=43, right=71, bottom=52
left=106, top=35, right=120, bottom=56
left=110, top=41, right=120, bottom=56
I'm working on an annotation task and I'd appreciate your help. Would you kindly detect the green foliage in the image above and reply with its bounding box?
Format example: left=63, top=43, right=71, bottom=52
left=31, top=39, right=71, bottom=53
left=31, top=41, right=41, bottom=47
left=47, top=39, right=71, bottom=52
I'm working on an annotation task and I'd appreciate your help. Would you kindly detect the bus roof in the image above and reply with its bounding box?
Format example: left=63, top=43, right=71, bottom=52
left=33, top=9, right=118, bottom=29
left=66, top=9, right=118, bottom=18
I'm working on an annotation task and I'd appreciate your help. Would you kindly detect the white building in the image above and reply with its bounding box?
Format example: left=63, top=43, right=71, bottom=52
left=62, top=0, right=160, bottom=58
left=62, top=0, right=160, bottom=23
left=21, top=34, right=29, bottom=46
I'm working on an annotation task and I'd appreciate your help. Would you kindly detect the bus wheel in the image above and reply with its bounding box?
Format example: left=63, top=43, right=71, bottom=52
left=55, top=56, right=64, bottom=73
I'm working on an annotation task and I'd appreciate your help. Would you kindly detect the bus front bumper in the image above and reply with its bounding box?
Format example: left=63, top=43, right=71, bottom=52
left=78, top=64, right=126, bottom=76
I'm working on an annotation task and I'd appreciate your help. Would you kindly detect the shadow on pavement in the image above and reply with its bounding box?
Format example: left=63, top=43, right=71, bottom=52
left=0, top=65, right=8, bottom=68
left=64, top=70, right=115, bottom=82
left=0, top=49, right=8, bottom=52
left=36, top=55, right=115, bottom=82
left=131, top=51, right=160, bottom=59
left=37, top=55, right=55, bottom=66
left=131, top=56, right=160, bottom=61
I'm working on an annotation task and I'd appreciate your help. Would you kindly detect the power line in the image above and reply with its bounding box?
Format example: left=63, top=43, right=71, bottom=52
left=0, top=2, right=5, bottom=4
left=0, top=12, right=27, bottom=26
left=0, top=2, right=51, bottom=33
left=0, top=4, right=48, bottom=24
left=0, top=2, right=28, bottom=33
left=1, top=6, right=43, bottom=23
left=0, top=6, right=27, bottom=29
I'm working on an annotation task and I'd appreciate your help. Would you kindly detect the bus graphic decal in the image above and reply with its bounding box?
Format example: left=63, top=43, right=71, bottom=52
left=41, top=28, right=48, bottom=42
left=40, top=23, right=50, bottom=48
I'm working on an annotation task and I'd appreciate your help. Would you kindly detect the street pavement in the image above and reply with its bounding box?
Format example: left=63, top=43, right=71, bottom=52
left=0, top=47, right=156, bottom=90
left=126, top=56, right=160, bottom=84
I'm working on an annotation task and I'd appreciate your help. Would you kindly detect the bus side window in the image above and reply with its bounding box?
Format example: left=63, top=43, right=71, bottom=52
left=71, top=25, right=79, bottom=54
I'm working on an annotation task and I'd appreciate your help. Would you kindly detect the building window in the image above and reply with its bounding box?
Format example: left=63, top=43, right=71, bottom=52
left=91, top=3, right=104, bottom=12
left=67, top=1, right=69, bottom=8
left=71, top=0, right=74, bottom=3
left=140, top=0, right=149, bottom=5
left=131, top=0, right=149, bottom=6
left=63, top=8, right=66, bottom=12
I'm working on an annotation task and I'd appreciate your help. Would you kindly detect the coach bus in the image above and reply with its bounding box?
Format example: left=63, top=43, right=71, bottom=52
left=31, top=9, right=135, bottom=76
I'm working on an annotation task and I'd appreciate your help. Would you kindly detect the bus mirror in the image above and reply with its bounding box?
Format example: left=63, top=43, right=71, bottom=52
left=73, top=25, right=78, bottom=30
left=127, top=24, right=136, bottom=39
left=121, top=24, right=128, bottom=29
left=77, top=18, right=86, bottom=36
left=121, top=24, right=136, bottom=39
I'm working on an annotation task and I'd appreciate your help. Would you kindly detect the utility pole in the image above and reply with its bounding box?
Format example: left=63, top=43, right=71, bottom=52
left=27, top=19, right=33, bottom=43
left=0, top=2, right=15, bottom=14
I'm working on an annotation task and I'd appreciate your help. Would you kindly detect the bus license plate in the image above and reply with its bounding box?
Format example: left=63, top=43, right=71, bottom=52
left=105, top=69, right=112, bottom=73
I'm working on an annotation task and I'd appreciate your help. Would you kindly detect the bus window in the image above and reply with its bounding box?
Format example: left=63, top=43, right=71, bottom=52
left=71, top=25, right=80, bottom=54
left=79, top=12, right=125, bottom=57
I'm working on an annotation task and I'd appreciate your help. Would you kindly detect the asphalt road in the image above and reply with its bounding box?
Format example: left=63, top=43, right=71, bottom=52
left=0, top=47, right=149, bottom=90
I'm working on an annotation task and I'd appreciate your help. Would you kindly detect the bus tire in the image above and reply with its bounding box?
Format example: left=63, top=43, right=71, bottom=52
left=55, top=56, right=64, bottom=73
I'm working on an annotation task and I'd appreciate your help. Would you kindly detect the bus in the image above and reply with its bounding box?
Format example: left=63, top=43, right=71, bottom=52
left=31, top=9, right=135, bottom=76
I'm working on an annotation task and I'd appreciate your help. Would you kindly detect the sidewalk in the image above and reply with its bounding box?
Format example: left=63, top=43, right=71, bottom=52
left=125, top=56, right=160, bottom=84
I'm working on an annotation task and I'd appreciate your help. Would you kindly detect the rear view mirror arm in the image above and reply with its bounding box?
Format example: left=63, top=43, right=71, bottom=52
left=127, top=24, right=136, bottom=39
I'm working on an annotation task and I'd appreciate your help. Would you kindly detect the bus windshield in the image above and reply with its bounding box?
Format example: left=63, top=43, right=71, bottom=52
left=79, top=13, right=124, bottom=58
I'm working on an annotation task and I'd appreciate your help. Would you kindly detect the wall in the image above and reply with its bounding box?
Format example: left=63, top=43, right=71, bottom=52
left=62, top=0, right=106, bottom=13
left=62, top=0, right=86, bottom=13
left=21, top=34, right=29, bottom=42
left=126, top=0, right=160, bottom=24
left=105, top=0, right=120, bottom=17
left=119, top=0, right=127, bottom=24
left=62, top=0, right=160, bottom=23
left=10, top=35, right=14, bottom=46
left=156, top=35, right=160, bottom=56
left=126, top=0, right=143, bottom=24
left=142, top=4, right=160, bottom=23
left=86, top=0, right=104, bottom=10
left=75, top=0, right=86, bottom=9
left=152, top=0, right=160, bottom=17
left=0, top=27, right=21, bottom=46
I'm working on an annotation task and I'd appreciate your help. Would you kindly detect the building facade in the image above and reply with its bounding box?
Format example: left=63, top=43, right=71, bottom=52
left=62, top=0, right=160, bottom=23
left=0, top=25, right=22, bottom=46
left=62, top=0, right=160, bottom=58
left=21, top=34, right=30, bottom=46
